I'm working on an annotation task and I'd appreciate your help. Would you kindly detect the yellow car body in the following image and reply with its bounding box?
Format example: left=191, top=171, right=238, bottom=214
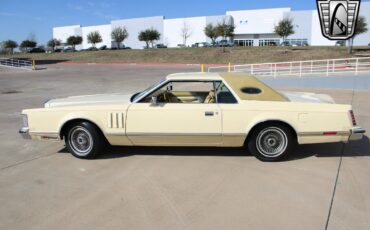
left=19, top=72, right=365, bottom=160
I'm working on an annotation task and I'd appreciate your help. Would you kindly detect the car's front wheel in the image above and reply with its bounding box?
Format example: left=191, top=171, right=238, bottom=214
left=65, top=122, right=103, bottom=159
left=248, top=124, right=296, bottom=162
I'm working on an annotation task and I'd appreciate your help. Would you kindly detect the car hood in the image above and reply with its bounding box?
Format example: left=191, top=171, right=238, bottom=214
left=44, top=93, right=132, bottom=108
left=280, top=91, right=335, bottom=104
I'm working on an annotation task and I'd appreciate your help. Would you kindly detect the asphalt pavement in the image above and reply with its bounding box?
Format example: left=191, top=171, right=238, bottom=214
left=0, top=64, right=369, bottom=230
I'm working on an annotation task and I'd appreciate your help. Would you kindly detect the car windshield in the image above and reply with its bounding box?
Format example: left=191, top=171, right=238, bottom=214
left=132, top=78, right=166, bottom=102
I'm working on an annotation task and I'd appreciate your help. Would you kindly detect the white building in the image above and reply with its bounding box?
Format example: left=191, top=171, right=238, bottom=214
left=111, top=16, right=164, bottom=49
left=53, top=3, right=370, bottom=49
left=163, top=15, right=232, bottom=47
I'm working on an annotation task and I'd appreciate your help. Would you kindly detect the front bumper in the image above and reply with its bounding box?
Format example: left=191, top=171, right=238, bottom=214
left=19, top=127, right=31, bottom=140
left=349, top=127, right=366, bottom=141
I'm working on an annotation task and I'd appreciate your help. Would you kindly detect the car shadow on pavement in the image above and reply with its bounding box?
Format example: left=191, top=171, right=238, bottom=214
left=96, top=146, right=248, bottom=159
left=291, top=135, right=370, bottom=160
left=58, top=136, right=369, bottom=161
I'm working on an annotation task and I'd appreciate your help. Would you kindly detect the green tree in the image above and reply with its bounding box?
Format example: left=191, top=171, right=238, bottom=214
left=204, top=24, right=218, bottom=46
left=138, top=28, right=161, bottom=48
left=274, top=17, right=295, bottom=43
left=47, top=39, right=61, bottom=51
left=111, top=27, right=129, bottom=49
left=216, top=19, right=235, bottom=52
left=138, top=31, right=150, bottom=48
left=67, top=36, right=83, bottom=50
left=3, top=40, right=18, bottom=54
left=20, top=40, right=37, bottom=52
left=87, top=31, right=102, bottom=47
left=348, top=16, right=368, bottom=54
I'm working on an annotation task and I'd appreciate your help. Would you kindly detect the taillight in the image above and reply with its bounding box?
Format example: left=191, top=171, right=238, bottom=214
left=349, top=110, right=357, bottom=126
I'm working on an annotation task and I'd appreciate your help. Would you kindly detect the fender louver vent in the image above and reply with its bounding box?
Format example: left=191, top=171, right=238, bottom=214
left=108, top=112, right=125, bottom=128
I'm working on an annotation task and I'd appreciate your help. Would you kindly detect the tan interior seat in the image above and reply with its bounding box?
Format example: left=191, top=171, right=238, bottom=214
left=204, top=90, right=215, bottom=103
left=166, top=93, right=182, bottom=103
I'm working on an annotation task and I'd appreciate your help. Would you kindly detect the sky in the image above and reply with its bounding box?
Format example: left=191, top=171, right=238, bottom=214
left=1, top=0, right=369, bottom=45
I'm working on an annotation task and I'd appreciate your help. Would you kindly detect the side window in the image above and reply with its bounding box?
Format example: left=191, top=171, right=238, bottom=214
left=139, top=81, right=216, bottom=104
left=215, top=81, right=238, bottom=104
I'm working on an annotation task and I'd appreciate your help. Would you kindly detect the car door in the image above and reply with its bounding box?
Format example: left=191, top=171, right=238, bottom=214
left=214, top=81, right=246, bottom=147
left=126, top=81, right=222, bottom=146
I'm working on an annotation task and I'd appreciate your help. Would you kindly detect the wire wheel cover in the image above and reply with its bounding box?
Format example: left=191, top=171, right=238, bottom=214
left=256, top=127, right=288, bottom=157
left=68, top=126, right=93, bottom=156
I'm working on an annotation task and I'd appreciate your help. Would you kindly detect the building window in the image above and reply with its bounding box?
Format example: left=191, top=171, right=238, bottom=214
left=234, top=40, right=254, bottom=47
left=285, top=38, right=308, bottom=46
left=258, top=39, right=280, bottom=46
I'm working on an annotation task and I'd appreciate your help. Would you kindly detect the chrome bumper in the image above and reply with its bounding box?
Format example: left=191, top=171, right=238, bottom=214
left=19, top=127, right=31, bottom=140
left=349, top=127, right=366, bottom=141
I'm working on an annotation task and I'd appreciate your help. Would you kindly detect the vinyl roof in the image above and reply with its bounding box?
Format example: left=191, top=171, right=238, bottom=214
left=220, top=72, right=288, bottom=101
left=166, top=72, right=223, bottom=80
left=166, top=72, right=288, bottom=102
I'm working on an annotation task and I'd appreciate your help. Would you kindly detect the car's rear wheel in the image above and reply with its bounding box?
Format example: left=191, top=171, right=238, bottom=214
left=248, top=124, right=296, bottom=162
left=65, top=122, right=103, bottom=159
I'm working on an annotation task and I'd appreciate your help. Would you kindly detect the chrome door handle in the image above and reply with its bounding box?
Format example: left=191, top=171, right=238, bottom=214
left=205, top=111, right=214, bottom=116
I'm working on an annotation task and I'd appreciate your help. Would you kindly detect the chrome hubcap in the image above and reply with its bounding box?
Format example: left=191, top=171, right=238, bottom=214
left=68, top=126, right=93, bottom=156
left=267, top=138, right=276, bottom=146
left=256, top=127, right=288, bottom=157
left=77, top=136, right=87, bottom=145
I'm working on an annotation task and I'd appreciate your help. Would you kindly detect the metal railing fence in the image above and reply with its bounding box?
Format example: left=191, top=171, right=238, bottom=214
left=0, top=58, right=33, bottom=70
left=208, top=57, right=370, bottom=77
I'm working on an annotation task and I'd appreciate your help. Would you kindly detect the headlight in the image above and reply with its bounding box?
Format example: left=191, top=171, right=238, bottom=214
left=22, top=114, right=28, bottom=127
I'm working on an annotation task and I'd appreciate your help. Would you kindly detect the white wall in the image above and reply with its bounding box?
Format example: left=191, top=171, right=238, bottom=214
left=164, top=17, right=207, bottom=48
left=111, top=16, right=164, bottom=49
left=227, top=8, right=290, bottom=35
left=310, top=11, right=336, bottom=46
left=53, top=25, right=82, bottom=46
left=53, top=4, right=370, bottom=49
left=81, top=24, right=111, bottom=49
left=205, top=15, right=233, bottom=43
left=285, top=10, right=313, bottom=44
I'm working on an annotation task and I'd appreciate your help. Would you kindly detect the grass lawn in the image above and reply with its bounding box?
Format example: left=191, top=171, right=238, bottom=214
left=2, top=46, right=370, bottom=65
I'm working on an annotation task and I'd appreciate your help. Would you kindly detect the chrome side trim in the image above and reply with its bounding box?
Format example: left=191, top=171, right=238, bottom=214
left=127, top=132, right=222, bottom=136
left=298, top=131, right=350, bottom=137
left=349, top=127, right=365, bottom=141
left=107, top=133, right=245, bottom=137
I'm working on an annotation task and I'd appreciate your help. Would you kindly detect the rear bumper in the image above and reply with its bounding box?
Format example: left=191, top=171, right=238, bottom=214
left=19, top=127, right=31, bottom=140
left=349, top=127, right=366, bottom=141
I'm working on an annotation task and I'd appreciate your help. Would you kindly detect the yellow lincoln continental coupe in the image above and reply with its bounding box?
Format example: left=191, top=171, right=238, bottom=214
left=19, top=72, right=365, bottom=161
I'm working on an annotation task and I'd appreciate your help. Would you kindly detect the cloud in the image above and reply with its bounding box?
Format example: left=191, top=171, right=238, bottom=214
left=67, top=3, right=85, bottom=11
left=93, top=10, right=118, bottom=20
left=99, top=2, right=114, bottom=8
left=67, top=2, right=117, bottom=20
left=0, top=12, right=18, bottom=17
left=0, top=12, right=43, bottom=20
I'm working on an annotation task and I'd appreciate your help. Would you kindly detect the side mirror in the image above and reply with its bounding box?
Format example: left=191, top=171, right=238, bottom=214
left=151, top=96, right=158, bottom=105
